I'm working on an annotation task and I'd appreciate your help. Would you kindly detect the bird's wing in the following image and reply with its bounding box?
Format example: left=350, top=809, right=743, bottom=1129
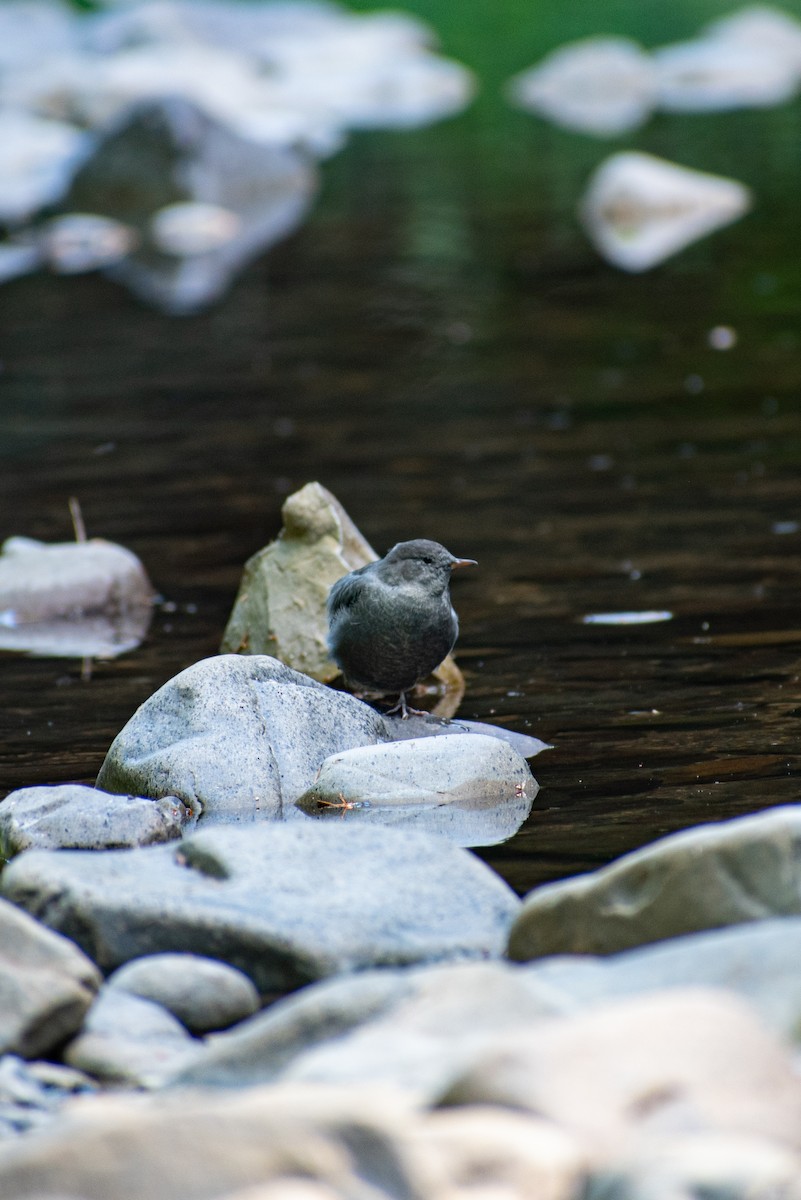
left=326, top=568, right=368, bottom=618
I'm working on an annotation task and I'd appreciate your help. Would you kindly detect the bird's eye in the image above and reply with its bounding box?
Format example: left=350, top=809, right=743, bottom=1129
left=421, top=556, right=434, bottom=565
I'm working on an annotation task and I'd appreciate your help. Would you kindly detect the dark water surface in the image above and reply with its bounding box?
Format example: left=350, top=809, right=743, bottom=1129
left=3, top=7, right=801, bottom=893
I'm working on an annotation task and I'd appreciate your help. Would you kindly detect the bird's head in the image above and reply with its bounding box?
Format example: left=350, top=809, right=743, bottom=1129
left=381, top=539, right=477, bottom=592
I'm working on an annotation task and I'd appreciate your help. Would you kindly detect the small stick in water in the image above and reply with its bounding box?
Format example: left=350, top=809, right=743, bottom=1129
left=69, top=496, right=87, bottom=543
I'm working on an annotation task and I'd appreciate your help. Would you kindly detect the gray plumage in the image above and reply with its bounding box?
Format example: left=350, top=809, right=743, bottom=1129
left=327, top=539, right=476, bottom=712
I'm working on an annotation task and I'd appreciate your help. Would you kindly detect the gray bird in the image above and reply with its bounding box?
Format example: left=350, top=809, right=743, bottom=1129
left=327, top=538, right=476, bottom=717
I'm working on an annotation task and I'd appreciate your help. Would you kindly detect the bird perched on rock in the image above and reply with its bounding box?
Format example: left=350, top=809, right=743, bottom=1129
left=327, top=538, right=476, bottom=717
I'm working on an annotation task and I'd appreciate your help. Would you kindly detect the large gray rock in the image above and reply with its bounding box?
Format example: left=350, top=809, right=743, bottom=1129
left=174, top=960, right=568, bottom=1096
left=509, top=804, right=801, bottom=959
left=0, top=897, right=101, bottom=1059
left=295, top=734, right=537, bottom=847
left=107, top=953, right=259, bottom=1033
left=96, top=654, right=390, bottom=822
left=1, top=825, right=520, bottom=996
left=439, top=989, right=801, bottom=1157
left=63, top=988, right=199, bottom=1088
left=0, top=784, right=196, bottom=858
left=522, top=916, right=801, bottom=1044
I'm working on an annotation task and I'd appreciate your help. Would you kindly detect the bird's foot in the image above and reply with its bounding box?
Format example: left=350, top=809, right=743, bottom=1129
left=384, top=692, right=428, bottom=720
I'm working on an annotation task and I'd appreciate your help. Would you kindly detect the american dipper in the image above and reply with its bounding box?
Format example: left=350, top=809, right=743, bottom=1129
left=327, top=538, right=476, bottom=716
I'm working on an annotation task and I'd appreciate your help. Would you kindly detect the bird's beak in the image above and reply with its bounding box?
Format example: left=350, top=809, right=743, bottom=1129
left=450, top=558, right=477, bottom=571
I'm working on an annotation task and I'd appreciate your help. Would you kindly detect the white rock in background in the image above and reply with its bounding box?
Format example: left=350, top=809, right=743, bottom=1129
left=150, top=202, right=241, bottom=257
left=507, top=37, right=657, bottom=137
left=43, top=213, right=138, bottom=273
left=579, top=151, right=752, bottom=272
left=0, top=0, right=77, bottom=73
left=705, top=4, right=801, bottom=73
left=0, top=111, right=92, bottom=225
left=654, top=37, right=801, bottom=111
left=0, top=536, right=153, bottom=658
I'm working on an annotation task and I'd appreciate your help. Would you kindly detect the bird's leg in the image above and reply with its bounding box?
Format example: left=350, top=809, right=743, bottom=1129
left=384, top=691, right=427, bottom=719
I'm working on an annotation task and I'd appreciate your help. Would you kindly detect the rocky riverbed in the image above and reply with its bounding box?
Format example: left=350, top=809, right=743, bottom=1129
left=3, top=483, right=801, bottom=1197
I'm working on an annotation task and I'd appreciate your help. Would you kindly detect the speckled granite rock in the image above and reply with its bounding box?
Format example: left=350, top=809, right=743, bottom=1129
left=1, top=825, right=520, bottom=996
left=0, top=784, right=196, bottom=858
left=96, top=654, right=390, bottom=822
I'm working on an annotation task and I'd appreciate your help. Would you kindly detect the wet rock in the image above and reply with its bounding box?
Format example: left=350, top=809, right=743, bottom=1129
left=220, top=481, right=465, bottom=708
left=107, top=953, right=259, bottom=1034
left=0, top=784, right=196, bottom=858
left=0, top=535, right=154, bottom=659
left=1, top=825, right=520, bottom=995
left=579, top=151, right=752, bottom=272
left=507, top=37, right=656, bottom=136
left=221, top=482, right=378, bottom=680
left=654, top=37, right=801, bottom=111
left=439, top=989, right=801, bottom=1157
left=0, top=1083, right=423, bottom=1200
left=295, top=733, right=537, bottom=848
left=60, top=98, right=317, bottom=314
left=508, top=804, right=801, bottom=960
left=63, top=988, right=199, bottom=1088
left=587, top=1131, right=801, bottom=1200
left=96, top=653, right=390, bottom=822
left=149, top=201, right=241, bottom=256
left=0, top=897, right=101, bottom=1059
left=0, top=110, right=92, bottom=225
left=520, top=916, right=801, bottom=1043
left=381, top=712, right=551, bottom=759
left=174, top=960, right=566, bottom=1096
left=0, top=1055, right=95, bottom=1140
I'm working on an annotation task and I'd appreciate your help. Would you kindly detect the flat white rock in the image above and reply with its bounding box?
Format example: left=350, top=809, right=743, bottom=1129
left=508, top=37, right=656, bottom=136
left=654, top=37, right=801, bottom=111
left=579, top=151, right=752, bottom=272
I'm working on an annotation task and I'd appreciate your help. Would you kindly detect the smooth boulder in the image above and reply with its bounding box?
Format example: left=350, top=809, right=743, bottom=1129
left=1, top=825, right=520, bottom=995
left=0, top=897, right=101, bottom=1059
left=63, top=988, right=199, bottom=1088
left=96, top=654, right=390, bottom=822
left=295, top=734, right=537, bottom=847
left=508, top=804, right=801, bottom=959
left=0, top=784, right=196, bottom=857
left=107, top=953, right=259, bottom=1033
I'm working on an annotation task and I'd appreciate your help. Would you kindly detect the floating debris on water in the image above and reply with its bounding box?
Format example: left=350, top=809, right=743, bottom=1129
left=579, top=152, right=752, bottom=272
left=582, top=611, right=674, bottom=625
left=507, top=37, right=656, bottom=136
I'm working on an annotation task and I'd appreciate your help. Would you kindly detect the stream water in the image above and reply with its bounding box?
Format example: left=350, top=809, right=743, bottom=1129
left=2, top=1, right=801, bottom=896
